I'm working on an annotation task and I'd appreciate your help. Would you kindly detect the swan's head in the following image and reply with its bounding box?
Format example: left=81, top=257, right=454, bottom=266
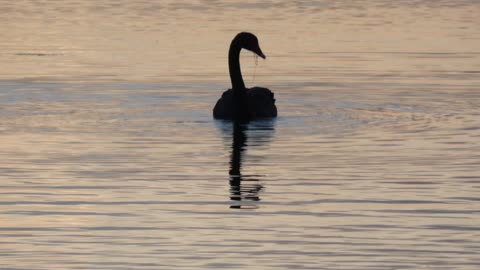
left=234, top=32, right=266, bottom=59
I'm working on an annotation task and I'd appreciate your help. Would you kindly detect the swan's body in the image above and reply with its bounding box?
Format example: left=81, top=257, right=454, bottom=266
left=214, top=87, right=276, bottom=120
left=213, top=32, right=277, bottom=121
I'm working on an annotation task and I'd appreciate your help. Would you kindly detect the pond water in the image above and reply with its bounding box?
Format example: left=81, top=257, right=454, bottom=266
left=1, top=1, right=479, bottom=269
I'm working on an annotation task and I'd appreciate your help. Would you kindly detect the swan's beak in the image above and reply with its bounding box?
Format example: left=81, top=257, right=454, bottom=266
left=254, top=46, right=266, bottom=59
left=257, top=48, right=266, bottom=59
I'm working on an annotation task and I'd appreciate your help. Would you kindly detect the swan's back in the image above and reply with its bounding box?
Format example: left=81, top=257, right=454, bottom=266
left=213, top=87, right=277, bottom=120
left=247, top=87, right=277, bottom=118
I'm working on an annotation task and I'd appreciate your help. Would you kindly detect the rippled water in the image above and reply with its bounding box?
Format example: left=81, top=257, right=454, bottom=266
left=1, top=1, right=480, bottom=269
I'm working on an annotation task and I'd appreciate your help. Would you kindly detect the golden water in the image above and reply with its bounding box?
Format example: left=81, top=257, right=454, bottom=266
left=1, top=1, right=479, bottom=269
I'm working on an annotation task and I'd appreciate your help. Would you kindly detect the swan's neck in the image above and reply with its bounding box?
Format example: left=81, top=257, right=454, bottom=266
left=229, top=43, right=245, bottom=90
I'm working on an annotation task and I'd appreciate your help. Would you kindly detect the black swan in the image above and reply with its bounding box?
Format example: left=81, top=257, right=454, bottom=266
left=213, top=32, right=277, bottom=121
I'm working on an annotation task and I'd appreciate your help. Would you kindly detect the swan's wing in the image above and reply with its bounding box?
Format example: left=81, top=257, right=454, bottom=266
left=247, top=87, right=275, bottom=101
left=214, top=87, right=277, bottom=119
left=221, top=88, right=234, bottom=98
left=247, top=87, right=277, bottom=117
left=213, top=89, right=234, bottom=119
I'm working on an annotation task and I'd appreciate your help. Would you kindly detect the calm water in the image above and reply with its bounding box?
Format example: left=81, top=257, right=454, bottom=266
left=1, top=1, right=480, bottom=269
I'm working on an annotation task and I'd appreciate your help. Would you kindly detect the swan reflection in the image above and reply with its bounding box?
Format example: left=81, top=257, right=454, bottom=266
left=217, top=119, right=276, bottom=209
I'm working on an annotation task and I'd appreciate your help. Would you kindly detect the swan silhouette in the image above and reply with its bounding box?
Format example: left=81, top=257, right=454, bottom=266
left=213, top=32, right=277, bottom=121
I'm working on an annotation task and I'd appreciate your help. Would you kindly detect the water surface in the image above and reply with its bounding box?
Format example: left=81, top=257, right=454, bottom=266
left=1, top=1, right=479, bottom=269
